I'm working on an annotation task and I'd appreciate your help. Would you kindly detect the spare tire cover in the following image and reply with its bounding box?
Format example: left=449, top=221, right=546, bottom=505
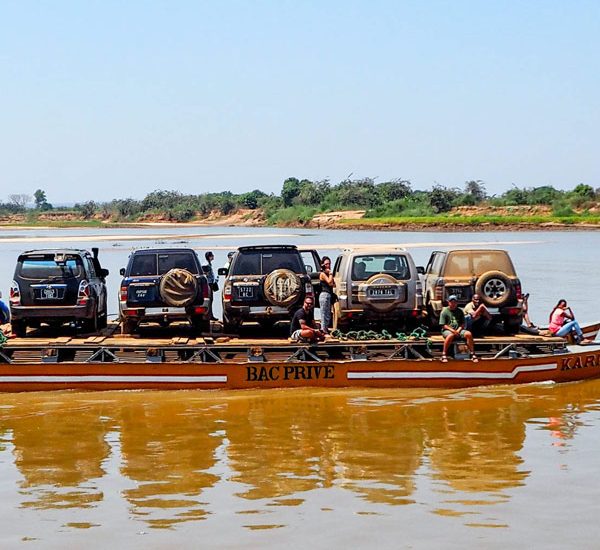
left=263, top=269, right=302, bottom=307
left=159, top=268, right=198, bottom=307
left=360, top=273, right=405, bottom=313
left=475, top=270, right=513, bottom=307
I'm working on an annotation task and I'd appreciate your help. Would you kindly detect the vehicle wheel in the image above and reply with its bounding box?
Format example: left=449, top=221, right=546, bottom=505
left=121, top=319, right=137, bottom=335
left=12, top=320, right=27, bottom=338
left=160, top=268, right=198, bottom=307
left=81, top=314, right=98, bottom=334
left=426, top=302, right=440, bottom=331
left=191, top=317, right=211, bottom=334
left=475, top=271, right=513, bottom=307
left=503, top=318, right=522, bottom=335
left=332, top=303, right=349, bottom=332
left=98, top=311, right=108, bottom=329
left=222, top=316, right=240, bottom=335
left=263, top=269, right=302, bottom=307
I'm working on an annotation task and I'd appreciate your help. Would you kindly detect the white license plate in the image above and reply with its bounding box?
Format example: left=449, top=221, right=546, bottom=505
left=238, top=286, right=255, bottom=298
left=369, top=288, right=395, bottom=297
left=41, top=288, right=56, bottom=299
left=145, top=307, right=186, bottom=315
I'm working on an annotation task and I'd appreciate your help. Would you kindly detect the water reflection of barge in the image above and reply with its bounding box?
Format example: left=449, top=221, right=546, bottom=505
left=0, top=323, right=599, bottom=392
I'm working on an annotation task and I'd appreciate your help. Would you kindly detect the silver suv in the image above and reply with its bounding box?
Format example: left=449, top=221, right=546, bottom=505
left=332, top=248, right=424, bottom=331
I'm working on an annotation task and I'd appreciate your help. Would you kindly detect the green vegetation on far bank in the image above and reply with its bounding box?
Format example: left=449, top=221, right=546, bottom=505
left=1, top=179, right=600, bottom=228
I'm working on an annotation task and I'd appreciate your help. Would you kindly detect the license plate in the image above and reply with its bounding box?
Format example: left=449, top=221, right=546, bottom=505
left=238, top=286, right=255, bottom=299
left=41, top=288, right=56, bottom=299
left=369, top=287, right=395, bottom=297
left=135, top=288, right=149, bottom=299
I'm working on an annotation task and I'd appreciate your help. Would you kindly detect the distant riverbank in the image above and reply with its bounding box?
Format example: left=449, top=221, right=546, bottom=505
left=2, top=206, right=600, bottom=231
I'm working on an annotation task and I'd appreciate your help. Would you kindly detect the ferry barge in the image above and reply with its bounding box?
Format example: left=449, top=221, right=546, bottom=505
left=0, top=323, right=599, bottom=392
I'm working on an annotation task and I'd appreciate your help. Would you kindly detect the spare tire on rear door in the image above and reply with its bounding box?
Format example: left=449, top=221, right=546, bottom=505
left=475, top=270, right=513, bottom=307
left=358, top=273, right=406, bottom=313
left=263, top=269, right=302, bottom=307
left=159, top=268, right=198, bottom=307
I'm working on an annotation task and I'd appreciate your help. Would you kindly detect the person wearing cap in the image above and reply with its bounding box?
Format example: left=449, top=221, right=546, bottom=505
left=439, top=295, right=478, bottom=363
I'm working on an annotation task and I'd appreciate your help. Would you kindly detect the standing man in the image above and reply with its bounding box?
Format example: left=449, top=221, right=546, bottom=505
left=463, top=294, right=493, bottom=336
left=290, top=296, right=326, bottom=343
left=440, top=295, right=478, bottom=363
left=204, top=251, right=219, bottom=322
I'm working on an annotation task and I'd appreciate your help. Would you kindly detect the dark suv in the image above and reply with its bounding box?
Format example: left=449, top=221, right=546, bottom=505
left=118, top=248, right=210, bottom=333
left=219, top=245, right=314, bottom=333
left=9, top=248, right=109, bottom=337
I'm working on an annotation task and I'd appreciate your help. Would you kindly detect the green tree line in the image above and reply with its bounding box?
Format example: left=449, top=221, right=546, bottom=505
left=1, top=180, right=598, bottom=223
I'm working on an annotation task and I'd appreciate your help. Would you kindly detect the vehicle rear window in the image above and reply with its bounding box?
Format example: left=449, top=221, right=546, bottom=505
left=352, top=255, right=411, bottom=281
left=18, top=257, right=83, bottom=279
left=232, top=251, right=304, bottom=275
left=444, top=251, right=516, bottom=277
left=129, top=252, right=199, bottom=276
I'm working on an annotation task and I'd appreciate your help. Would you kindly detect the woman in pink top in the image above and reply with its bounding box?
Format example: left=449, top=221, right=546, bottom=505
left=548, top=299, right=592, bottom=344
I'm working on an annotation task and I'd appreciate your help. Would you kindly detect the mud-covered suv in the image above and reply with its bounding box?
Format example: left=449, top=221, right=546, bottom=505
left=422, top=249, right=523, bottom=333
left=10, top=248, right=109, bottom=337
left=332, top=248, right=424, bottom=331
left=118, top=248, right=210, bottom=333
left=219, top=245, right=314, bottom=333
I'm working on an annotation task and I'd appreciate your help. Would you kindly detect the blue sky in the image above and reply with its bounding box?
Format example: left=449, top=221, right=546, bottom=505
left=1, top=0, right=598, bottom=203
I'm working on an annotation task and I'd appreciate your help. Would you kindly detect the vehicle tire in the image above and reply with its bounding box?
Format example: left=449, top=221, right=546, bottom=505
left=191, top=317, right=211, bottom=334
left=98, top=308, right=108, bottom=329
left=332, top=303, right=349, bottom=332
left=81, top=312, right=98, bottom=334
left=503, top=318, right=522, bottom=335
left=475, top=271, right=513, bottom=308
left=159, top=268, right=198, bottom=307
left=358, top=273, right=405, bottom=313
left=425, top=301, right=440, bottom=330
left=12, top=320, right=27, bottom=338
left=263, top=269, right=302, bottom=307
left=121, top=319, right=137, bottom=335
left=222, top=313, right=239, bottom=335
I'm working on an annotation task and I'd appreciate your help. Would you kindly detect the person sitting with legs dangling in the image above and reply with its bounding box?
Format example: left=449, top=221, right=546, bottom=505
left=440, top=295, right=479, bottom=363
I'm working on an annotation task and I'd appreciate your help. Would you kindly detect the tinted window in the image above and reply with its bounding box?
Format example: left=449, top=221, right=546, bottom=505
left=352, top=255, right=410, bottom=281
left=444, top=251, right=516, bottom=277
left=232, top=251, right=304, bottom=275
left=158, top=253, right=198, bottom=275
left=130, top=254, right=158, bottom=276
left=19, top=257, right=82, bottom=279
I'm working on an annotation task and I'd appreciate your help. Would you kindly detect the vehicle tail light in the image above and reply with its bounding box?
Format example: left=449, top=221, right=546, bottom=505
left=505, top=307, right=521, bottom=316
left=202, top=279, right=209, bottom=299
left=224, top=283, right=232, bottom=301
left=339, top=281, right=347, bottom=293
left=119, top=286, right=128, bottom=302
left=123, top=308, right=142, bottom=317
left=194, top=306, right=207, bottom=315
left=9, top=281, right=21, bottom=306
left=77, top=280, right=90, bottom=305
left=416, top=280, right=423, bottom=294
left=434, top=278, right=444, bottom=301
left=515, top=280, right=522, bottom=300
left=305, top=283, right=313, bottom=296
left=411, top=309, right=420, bottom=317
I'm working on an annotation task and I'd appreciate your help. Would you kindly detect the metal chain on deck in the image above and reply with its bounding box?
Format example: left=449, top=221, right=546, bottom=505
left=331, top=326, right=431, bottom=346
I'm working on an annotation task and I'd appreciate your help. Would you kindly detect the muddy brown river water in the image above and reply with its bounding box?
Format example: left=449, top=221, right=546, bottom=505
left=0, top=227, right=599, bottom=547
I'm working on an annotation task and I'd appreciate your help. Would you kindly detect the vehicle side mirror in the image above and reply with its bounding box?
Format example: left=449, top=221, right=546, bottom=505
left=202, top=265, right=210, bottom=274
left=217, top=267, right=228, bottom=276
left=417, top=266, right=425, bottom=274
left=100, top=268, right=109, bottom=278
left=119, top=267, right=125, bottom=276
left=305, top=265, right=313, bottom=273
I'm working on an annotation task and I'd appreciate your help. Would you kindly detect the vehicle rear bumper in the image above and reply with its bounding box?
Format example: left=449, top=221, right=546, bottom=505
left=11, top=304, right=93, bottom=321
left=224, top=304, right=291, bottom=320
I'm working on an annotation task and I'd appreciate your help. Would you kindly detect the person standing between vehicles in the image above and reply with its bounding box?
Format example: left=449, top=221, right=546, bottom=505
left=548, top=299, right=592, bottom=344
left=440, top=295, right=478, bottom=363
left=204, top=251, right=219, bottom=322
left=463, top=294, right=493, bottom=336
left=318, top=256, right=335, bottom=334
left=290, top=296, right=326, bottom=343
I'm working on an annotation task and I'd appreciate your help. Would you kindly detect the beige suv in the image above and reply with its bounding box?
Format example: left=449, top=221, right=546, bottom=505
left=422, top=249, right=524, bottom=333
left=332, top=248, right=424, bottom=331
